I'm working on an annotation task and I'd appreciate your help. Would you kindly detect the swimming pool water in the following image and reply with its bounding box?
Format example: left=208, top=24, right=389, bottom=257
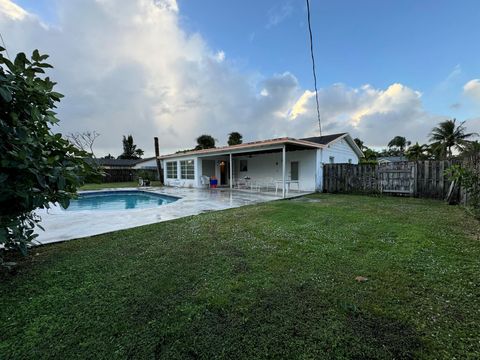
left=65, top=191, right=179, bottom=211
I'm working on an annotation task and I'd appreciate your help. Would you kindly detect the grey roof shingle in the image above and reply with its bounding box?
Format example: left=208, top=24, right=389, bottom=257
left=300, top=133, right=347, bottom=145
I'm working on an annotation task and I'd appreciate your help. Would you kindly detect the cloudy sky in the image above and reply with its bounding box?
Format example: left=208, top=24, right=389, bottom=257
left=1, top=0, right=479, bottom=156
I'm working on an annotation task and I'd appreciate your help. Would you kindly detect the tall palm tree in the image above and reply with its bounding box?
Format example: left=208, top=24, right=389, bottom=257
left=461, top=140, right=480, bottom=156
left=387, top=136, right=410, bottom=155
left=405, top=142, right=428, bottom=161
left=429, top=119, right=477, bottom=158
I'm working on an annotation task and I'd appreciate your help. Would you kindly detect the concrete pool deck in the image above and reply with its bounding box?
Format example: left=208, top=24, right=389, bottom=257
left=34, top=187, right=311, bottom=245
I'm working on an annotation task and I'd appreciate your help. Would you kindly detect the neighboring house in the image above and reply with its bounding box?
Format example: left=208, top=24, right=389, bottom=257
left=88, top=157, right=157, bottom=170
left=158, top=133, right=363, bottom=196
left=377, top=156, right=408, bottom=164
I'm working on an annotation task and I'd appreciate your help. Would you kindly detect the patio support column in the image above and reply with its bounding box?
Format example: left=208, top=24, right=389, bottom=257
left=229, top=153, right=233, bottom=189
left=282, top=145, right=286, bottom=198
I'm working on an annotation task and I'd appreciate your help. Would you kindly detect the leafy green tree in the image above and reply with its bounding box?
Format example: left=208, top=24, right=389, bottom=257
left=118, top=135, right=144, bottom=159
left=405, top=142, right=428, bottom=161
left=0, top=48, right=96, bottom=259
left=227, top=132, right=243, bottom=146
left=387, top=136, right=410, bottom=155
left=195, top=134, right=216, bottom=150
left=353, top=137, right=364, bottom=150
left=429, top=119, right=477, bottom=159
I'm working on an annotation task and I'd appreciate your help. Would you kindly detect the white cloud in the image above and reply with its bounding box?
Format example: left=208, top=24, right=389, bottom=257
left=289, top=90, right=314, bottom=120
left=266, top=2, right=293, bottom=28
left=0, top=0, right=28, bottom=20
left=214, top=50, right=225, bottom=63
left=154, top=0, right=178, bottom=13
left=0, top=0, right=465, bottom=154
left=464, top=79, right=480, bottom=103
left=286, top=83, right=446, bottom=147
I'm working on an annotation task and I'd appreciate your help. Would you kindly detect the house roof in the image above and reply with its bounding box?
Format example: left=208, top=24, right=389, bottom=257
left=302, top=132, right=364, bottom=158
left=377, top=156, right=408, bottom=163
left=87, top=157, right=156, bottom=167
left=158, top=137, right=324, bottom=160
left=300, top=133, right=347, bottom=145
left=158, top=133, right=365, bottom=160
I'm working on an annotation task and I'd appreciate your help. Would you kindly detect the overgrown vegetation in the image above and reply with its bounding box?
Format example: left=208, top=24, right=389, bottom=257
left=227, top=131, right=243, bottom=146
left=357, top=119, right=478, bottom=163
left=0, top=48, right=95, bottom=260
left=1, top=195, right=479, bottom=359
left=446, top=164, right=480, bottom=218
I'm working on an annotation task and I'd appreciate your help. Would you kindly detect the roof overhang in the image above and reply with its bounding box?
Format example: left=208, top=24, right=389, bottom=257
left=158, top=138, right=323, bottom=160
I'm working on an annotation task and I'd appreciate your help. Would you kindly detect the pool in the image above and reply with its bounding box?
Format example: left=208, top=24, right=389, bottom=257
left=65, top=190, right=179, bottom=211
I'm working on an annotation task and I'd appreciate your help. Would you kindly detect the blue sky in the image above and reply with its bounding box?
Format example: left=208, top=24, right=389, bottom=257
left=2, top=0, right=480, bottom=154
left=177, top=0, right=479, bottom=115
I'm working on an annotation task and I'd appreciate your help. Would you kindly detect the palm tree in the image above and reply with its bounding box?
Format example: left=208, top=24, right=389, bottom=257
left=405, top=142, right=428, bottom=161
left=387, top=136, right=410, bottom=155
left=429, top=119, right=477, bottom=158
left=461, top=140, right=480, bottom=156
left=354, top=137, right=364, bottom=150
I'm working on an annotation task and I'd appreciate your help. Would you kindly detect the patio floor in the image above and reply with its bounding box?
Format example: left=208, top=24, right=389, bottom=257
left=34, top=187, right=312, bottom=245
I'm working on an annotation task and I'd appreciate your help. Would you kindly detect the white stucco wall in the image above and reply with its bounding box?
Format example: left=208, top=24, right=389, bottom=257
left=321, top=138, right=359, bottom=165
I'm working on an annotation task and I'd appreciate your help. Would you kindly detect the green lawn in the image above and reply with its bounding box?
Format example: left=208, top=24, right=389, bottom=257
left=1, top=194, right=479, bottom=359
left=79, top=181, right=162, bottom=190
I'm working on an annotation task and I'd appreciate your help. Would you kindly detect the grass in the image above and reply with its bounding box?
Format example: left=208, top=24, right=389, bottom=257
left=1, top=194, right=479, bottom=359
left=79, top=181, right=162, bottom=190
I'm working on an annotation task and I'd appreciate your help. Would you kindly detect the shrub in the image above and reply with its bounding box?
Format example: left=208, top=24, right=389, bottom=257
left=0, top=48, right=97, bottom=260
left=446, top=164, right=480, bottom=218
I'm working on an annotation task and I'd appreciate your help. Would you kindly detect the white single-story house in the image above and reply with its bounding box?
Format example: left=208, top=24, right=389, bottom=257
left=158, top=133, right=363, bottom=197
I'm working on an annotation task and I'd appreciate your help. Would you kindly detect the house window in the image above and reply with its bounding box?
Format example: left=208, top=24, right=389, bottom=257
left=240, top=159, right=248, bottom=172
left=180, top=160, right=195, bottom=180
left=329, top=156, right=335, bottom=164
left=166, top=161, right=177, bottom=179
left=290, top=161, right=299, bottom=181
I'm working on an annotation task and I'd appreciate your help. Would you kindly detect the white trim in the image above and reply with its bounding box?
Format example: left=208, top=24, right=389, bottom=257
left=325, top=133, right=364, bottom=158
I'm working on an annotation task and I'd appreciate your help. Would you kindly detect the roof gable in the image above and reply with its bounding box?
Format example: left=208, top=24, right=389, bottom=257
left=300, top=133, right=347, bottom=145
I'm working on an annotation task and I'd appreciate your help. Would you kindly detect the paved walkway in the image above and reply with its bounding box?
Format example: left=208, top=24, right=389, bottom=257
left=34, top=187, right=309, bottom=245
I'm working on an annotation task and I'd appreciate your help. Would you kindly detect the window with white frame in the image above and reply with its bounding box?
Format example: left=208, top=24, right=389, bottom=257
left=239, top=159, right=248, bottom=172
left=166, top=161, right=178, bottom=179
left=180, top=160, right=195, bottom=179
left=329, top=156, right=335, bottom=164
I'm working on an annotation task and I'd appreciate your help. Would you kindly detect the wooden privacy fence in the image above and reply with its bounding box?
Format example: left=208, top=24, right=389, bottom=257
left=323, top=154, right=479, bottom=204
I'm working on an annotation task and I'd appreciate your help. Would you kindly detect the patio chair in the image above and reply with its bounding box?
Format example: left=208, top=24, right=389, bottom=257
left=200, top=175, right=210, bottom=188
left=259, top=177, right=275, bottom=192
